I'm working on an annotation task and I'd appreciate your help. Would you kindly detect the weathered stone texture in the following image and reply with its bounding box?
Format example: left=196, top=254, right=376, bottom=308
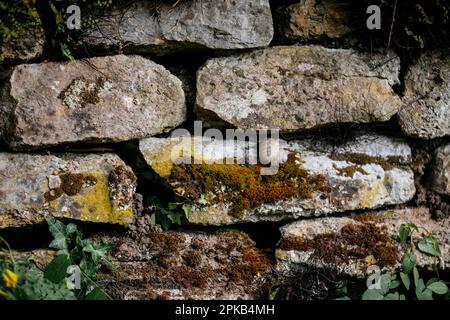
left=196, top=46, right=401, bottom=131
left=83, top=0, right=273, bottom=52
left=0, top=153, right=138, bottom=227
left=0, top=55, right=186, bottom=150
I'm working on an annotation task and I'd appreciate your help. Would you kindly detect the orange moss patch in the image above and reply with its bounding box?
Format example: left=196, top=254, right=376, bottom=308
left=330, top=154, right=405, bottom=171
left=333, top=164, right=368, bottom=177
left=278, top=222, right=398, bottom=268
left=169, top=153, right=331, bottom=218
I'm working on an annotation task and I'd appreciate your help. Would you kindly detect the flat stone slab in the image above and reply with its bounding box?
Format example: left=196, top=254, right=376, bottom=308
left=431, top=144, right=450, bottom=196
left=0, top=55, right=186, bottom=150
left=83, top=0, right=273, bottom=52
left=276, top=208, right=450, bottom=278
left=0, top=153, right=138, bottom=227
left=399, top=51, right=450, bottom=139
left=195, top=45, right=401, bottom=131
left=97, top=223, right=272, bottom=300
left=139, top=133, right=415, bottom=225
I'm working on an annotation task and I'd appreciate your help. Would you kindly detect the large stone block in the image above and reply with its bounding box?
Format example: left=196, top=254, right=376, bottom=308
left=0, top=55, right=186, bottom=150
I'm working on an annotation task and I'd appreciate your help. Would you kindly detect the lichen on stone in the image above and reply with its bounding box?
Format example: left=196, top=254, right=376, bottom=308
left=59, top=77, right=107, bottom=109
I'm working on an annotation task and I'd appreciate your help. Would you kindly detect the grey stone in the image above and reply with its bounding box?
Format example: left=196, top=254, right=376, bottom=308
left=276, top=208, right=450, bottom=277
left=139, top=133, right=415, bottom=225
left=431, top=144, right=450, bottom=196
left=0, top=55, right=186, bottom=150
left=0, top=152, right=138, bottom=228
left=83, top=0, right=273, bottom=52
left=196, top=46, right=401, bottom=131
left=399, top=51, right=450, bottom=139
left=1, top=27, right=45, bottom=62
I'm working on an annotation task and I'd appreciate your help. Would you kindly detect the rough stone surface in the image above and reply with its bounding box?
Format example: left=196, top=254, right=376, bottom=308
left=98, top=219, right=272, bottom=300
left=276, top=208, right=450, bottom=278
left=276, top=0, right=353, bottom=41
left=399, top=51, right=450, bottom=139
left=0, top=55, right=186, bottom=150
left=83, top=0, right=273, bottom=52
left=431, top=144, right=450, bottom=196
left=0, top=27, right=45, bottom=62
left=0, top=153, right=138, bottom=228
left=139, top=133, right=415, bottom=225
left=196, top=46, right=401, bottom=131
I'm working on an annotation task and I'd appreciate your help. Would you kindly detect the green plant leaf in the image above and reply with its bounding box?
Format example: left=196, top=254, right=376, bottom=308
left=182, top=204, right=192, bottom=219
left=413, top=267, right=420, bottom=288
left=82, top=242, right=116, bottom=271
left=44, top=254, right=71, bottom=284
left=46, top=218, right=68, bottom=252
left=389, top=280, right=401, bottom=290
left=402, top=250, right=416, bottom=274
left=384, top=292, right=400, bottom=300
left=417, top=235, right=441, bottom=257
left=362, top=289, right=384, bottom=300
left=427, top=281, right=449, bottom=295
left=84, top=287, right=110, bottom=300
left=400, top=272, right=410, bottom=290
left=399, top=223, right=417, bottom=243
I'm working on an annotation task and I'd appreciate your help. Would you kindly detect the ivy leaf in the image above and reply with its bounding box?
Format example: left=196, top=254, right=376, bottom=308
left=399, top=223, right=417, bottom=243
left=46, top=218, right=68, bottom=252
left=402, top=250, right=416, bottom=274
left=182, top=204, right=192, bottom=219
left=417, top=235, right=441, bottom=257
left=44, top=254, right=71, bottom=284
left=167, top=212, right=182, bottom=225
left=389, top=280, right=401, bottom=290
left=362, top=289, right=384, bottom=300
left=427, top=281, right=449, bottom=295
left=413, top=267, right=420, bottom=288
left=384, top=292, right=400, bottom=300
left=400, top=272, right=410, bottom=290
left=84, top=287, right=110, bottom=300
left=82, top=243, right=116, bottom=271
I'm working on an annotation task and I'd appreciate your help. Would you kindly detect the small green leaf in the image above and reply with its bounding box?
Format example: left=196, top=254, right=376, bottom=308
left=427, top=281, right=449, bottom=295
left=417, top=235, right=441, bottom=257
left=413, top=267, right=420, bottom=288
left=399, top=223, right=417, bottom=243
left=380, top=274, right=392, bottom=295
left=84, top=287, right=110, bottom=300
left=402, top=250, right=416, bottom=274
left=384, top=292, right=400, bottom=300
left=389, top=280, right=401, bottom=290
left=400, top=272, right=410, bottom=290
left=182, top=204, right=192, bottom=219
left=44, top=254, right=71, bottom=284
left=362, top=289, right=384, bottom=300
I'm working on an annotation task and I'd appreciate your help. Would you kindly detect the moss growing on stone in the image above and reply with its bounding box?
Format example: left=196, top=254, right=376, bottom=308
left=168, top=153, right=331, bottom=218
left=333, top=164, right=368, bottom=177
left=278, top=221, right=399, bottom=268
left=330, top=153, right=406, bottom=171
left=60, top=172, right=97, bottom=196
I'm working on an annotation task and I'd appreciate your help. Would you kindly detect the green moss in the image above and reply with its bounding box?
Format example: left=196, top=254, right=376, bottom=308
left=168, top=153, right=331, bottom=218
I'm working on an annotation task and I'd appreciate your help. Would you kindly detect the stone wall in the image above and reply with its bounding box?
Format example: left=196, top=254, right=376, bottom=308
left=0, top=0, right=449, bottom=300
